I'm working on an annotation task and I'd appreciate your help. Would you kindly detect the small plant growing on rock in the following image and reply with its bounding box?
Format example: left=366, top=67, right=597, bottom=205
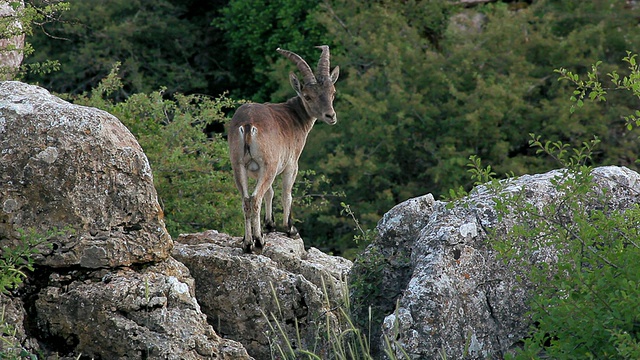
left=1, top=227, right=63, bottom=359
left=0, top=228, right=59, bottom=294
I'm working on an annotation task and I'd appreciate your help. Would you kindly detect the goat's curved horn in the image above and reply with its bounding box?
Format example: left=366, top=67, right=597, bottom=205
left=315, top=45, right=331, bottom=79
left=277, top=48, right=316, bottom=85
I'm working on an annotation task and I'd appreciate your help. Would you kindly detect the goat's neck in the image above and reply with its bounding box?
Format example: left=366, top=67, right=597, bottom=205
left=284, top=96, right=316, bottom=132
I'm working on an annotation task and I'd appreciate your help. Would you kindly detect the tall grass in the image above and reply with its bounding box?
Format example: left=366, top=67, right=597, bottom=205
left=263, top=276, right=411, bottom=359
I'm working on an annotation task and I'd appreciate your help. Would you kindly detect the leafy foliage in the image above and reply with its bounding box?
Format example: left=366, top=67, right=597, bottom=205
left=71, top=65, right=244, bottom=238
left=557, top=51, right=640, bottom=128
left=487, top=52, right=640, bottom=358
left=492, top=136, right=640, bottom=359
left=280, top=0, right=640, bottom=253
left=0, top=0, right=68, bottom=79
left=25, top=0, right=225, bottom=98
left=0, top=228, right=59, bottom=294
left=215, top=0, right=331, bottom=101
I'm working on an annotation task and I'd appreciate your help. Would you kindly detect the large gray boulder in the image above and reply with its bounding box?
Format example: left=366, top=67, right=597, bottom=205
left=34, top=258, right=249, bottom=359
left=173, top=230, right=353, bottom=360
left=0, top=81, right=170, bottom=268
left=0, top=81, right=250, bottom=359
left=352, top=166, right=640, bottom=359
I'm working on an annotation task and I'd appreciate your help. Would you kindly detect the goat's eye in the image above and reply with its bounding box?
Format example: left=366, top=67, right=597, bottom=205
left=304, top=94, right=311, bottom=101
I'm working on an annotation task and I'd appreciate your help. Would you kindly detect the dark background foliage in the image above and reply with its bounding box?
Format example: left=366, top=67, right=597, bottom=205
left=23, top=0, right=640, bottom=256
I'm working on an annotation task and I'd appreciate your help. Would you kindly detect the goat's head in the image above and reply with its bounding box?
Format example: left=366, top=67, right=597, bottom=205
left=277, top=45, right=340, bottom=125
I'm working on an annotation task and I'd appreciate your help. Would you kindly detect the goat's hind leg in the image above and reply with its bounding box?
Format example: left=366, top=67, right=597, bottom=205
left=281, top=167, right=299, bottom=238
left=251, top=171, right=277, bottom=249
left=233, top=164, right=255, bottom=253
left=263, top=185, right=276, bottom=234
left=242, top=196, right=254, bottom=253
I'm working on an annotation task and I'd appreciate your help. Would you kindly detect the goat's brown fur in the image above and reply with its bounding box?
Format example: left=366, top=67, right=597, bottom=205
left=228, top=46, right=339, bottom=253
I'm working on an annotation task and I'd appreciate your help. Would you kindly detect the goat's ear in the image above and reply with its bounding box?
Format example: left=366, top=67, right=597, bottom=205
left=289, top=72, right=303, bottom=96
left=330, top=66, right=340, bottom=84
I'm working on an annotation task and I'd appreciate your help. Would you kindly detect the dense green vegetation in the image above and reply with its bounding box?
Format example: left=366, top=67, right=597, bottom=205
left=490, top=134, right=640, bottom=359
left=5, top=1, right=640, bottom=358
left=23, top=0, right=640, bottom=256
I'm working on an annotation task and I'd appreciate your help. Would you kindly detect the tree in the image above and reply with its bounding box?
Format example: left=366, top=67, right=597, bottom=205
left=215, top=0, right=331, bottom=101
left=0, top=0, right=68, bottom=79
left=24, top=0, right=227, bottom=98
left=284, top=0, right=640, bottom=254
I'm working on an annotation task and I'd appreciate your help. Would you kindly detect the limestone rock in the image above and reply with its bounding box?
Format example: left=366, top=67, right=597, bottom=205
left=0, top=293, right=42, bottom=357
left=33, top=257, right=250, bottom=359
left=173, top=230, right=352, bottom=360
left=353, top=166, right=640, bottom=359
left=0, top=82, right=251, bottom=359
left=0, top=81, right=171, bottom=268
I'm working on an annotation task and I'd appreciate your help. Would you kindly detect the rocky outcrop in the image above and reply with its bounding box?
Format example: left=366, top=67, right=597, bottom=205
left=173, top=230, right=352, bottom=360
left=6, top=80, right=637, bottom=360
left=0, top=81, right=170, bottom=268
left=0, top=81, right=250, bottom=359
left=33, top=258, right=249, bottom=359
left=352, top=166, right=640, bottom=359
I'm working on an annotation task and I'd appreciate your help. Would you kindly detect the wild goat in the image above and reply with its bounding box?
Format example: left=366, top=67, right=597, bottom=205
left=228, top=45, right=339, bottom=253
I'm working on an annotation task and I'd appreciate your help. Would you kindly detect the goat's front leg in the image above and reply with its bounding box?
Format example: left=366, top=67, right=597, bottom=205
left=281, top=167, right=298, bottom=237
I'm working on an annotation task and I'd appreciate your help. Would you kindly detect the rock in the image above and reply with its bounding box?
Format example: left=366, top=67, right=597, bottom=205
left=0, top=81, right=171, bottom=268
left=173, top=230, right=352, bottom=360
left=352, top=166, right=640, bottom=359
left=0, top=293, right=42, bottom=357
left=0, top=82, right=251, bottom=359
left=33, top=257, right=250, bottom=359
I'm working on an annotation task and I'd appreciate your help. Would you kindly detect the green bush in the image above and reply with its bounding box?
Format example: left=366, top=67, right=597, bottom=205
left=0, top=228, right=59, bottom=295
left=72, top=65, right=244, bottom=238
left=493, top=137, right=640, bottom=359
left=488, top=54, right=640, bottom=358
left=1, top=228, right=61, bottom=360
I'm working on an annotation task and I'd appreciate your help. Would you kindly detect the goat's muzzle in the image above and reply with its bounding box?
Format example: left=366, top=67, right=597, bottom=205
left=323, top=112, right=337, bottom=125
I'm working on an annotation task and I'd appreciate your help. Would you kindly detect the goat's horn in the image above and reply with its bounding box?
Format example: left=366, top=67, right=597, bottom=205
left=277, top=48, right=316, bottom=85
left=315, top=45, right=331, bottom=79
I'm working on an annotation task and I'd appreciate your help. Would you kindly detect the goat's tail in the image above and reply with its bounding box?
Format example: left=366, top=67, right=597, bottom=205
left=238, top=124, right=258, bottom=155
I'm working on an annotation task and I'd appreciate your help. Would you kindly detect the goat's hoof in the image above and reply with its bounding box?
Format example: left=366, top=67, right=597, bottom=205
left=251, top=233, right=264, bottom=250
left=242, top=238, right=254, bottom=254
left=265, top=222, right=276, bottom=233
left=286, top=226, right=299, bottom=238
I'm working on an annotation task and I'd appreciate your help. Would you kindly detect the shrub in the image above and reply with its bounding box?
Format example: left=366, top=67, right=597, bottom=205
left=72, top=65, right=244, bottom=238
left=490, top=53, right=640, bottom=358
